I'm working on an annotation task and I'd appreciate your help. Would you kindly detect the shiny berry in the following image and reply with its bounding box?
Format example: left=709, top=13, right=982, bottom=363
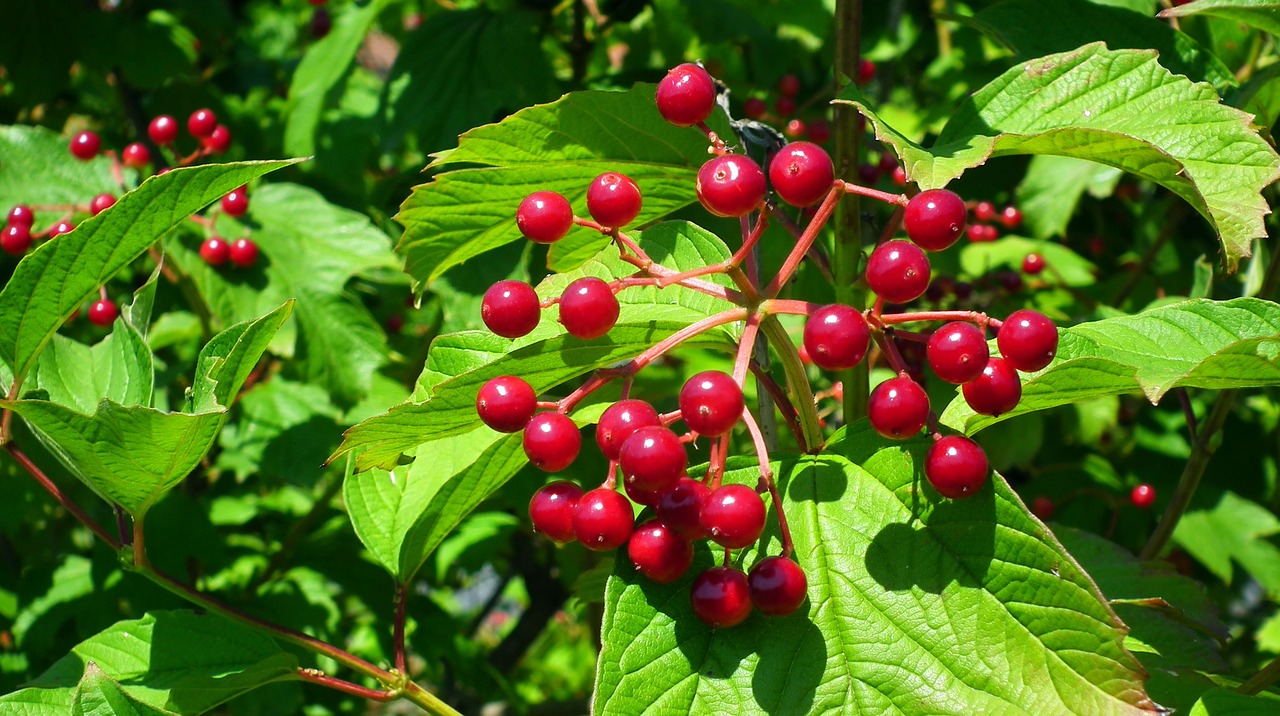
left=857, top=58, right=876, bottom=85
left=973, top=201, right=996, bottom=223
left=222, top=189, right=249, bottom=217
left=482, top=280, right=540, bottom=338
left=802, top=304, right=870, bottom=371
left=997, top=309, right=1058, bottom=372
left=229, top=238, right=259, bottom=267
left=1000, top=205, right=1023, bottom=229
left=558, top=277, right=619, bottom=339
left=867, top=375, right=929, bottom=439
left=200, top=237, right=231, bottom=266
left=1, top=224, right=32, bottom=255
left=962, top=358, right=1022, bottom=416
left=586, top=172, right=642, bottom=228
left=925, top=436, right=989, bottom=499
left=679, top=371, right=743, bottom=437
left=203, top=125, right=233, bottom=154
left=188, top=108, right=218, bottom=138
left=769, top=141, right=834, bottom=207
left=866, top=240, right=930, bottom=304
left=624, top=479, right=666, bottom=507
left=619, top=426, right=687, bottom=492
left=89, top=193, right=116, bottom=216
left=627, top=519, right=694, bottom=583
left=517, top=191, right=574, bottom=244
left=7, top=206, right=34, bottom=227
left=522, top=412, right=581, bottom=472
left=696, top=154, right=766, bottom=217
left=148, top=115, right=179, bottom=145
left=476, top=376, right=538, bottom=433
left=656, top=477, right=711, bottom=539
left=1131, top=484, right=1156, bottom=510
left=903, top=189, right=967, bottom=251
left=88, top=298, right=118, bottom=327
left=69, top=131, right=100, bottom=160
left=1022, top=253, right=1045, bottom=275
left=49, top=221, right=75, bottom=238
left=573, top=487, right=634, bottom=551
left=119, top=142, right=150, bottom=168
left=529, top=481, right=582, bottom=544
left=748, top=556, right=807, bottom=616
left=596, top=399, right=661, bottom=461
left=926, top=322, right=989, bottom=384
left=655, top=63, right=717, bottom=127
left=701, top=484, right=766, bottom=549
left=690, top=567, right=753, bottom=628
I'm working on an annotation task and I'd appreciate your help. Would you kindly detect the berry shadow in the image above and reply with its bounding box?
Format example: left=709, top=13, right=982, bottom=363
left=864, top=483, right=996, bottom=595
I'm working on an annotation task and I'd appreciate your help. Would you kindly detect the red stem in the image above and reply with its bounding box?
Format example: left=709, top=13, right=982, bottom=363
left=747, top=362, right=807, bottom=449
left=875, top=310, right=1000, bottom=329
left=6, top=442, right=121, bottom=549
left=841, top=180, right=907, bottom=207
left=765, top=185, right=845, bottom=297
left=740, top=408, right=793, bottom=557
left=731, top=313, right=763, bottom=385
left=394, top=582, right=409, bottom=675
left=296, top=668, right=396, bottom=702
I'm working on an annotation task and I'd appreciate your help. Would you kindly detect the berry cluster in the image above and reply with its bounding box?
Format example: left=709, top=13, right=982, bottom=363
left=474, top=62, right=1060, bottom=628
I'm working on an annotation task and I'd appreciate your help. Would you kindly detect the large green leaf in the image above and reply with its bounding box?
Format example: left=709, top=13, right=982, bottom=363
left=1160, top=1, right=1280, bottom=37
left=0, top=159, right=300, bottom=388
left=0, top=687, right=73, bottom=715
left=941, top=298, right=1280, bottom=434
left=839, top=44, right=1280, bottom=271
left=0, top=125, right=128, bottom=209
left=73, top=663, right=177, bottom=716
left=594, top=423, right=1154, bottom=714
left=188, top=301, right=294, bottom=413
left=336, top=221, right=737, bottom=470
left=1015, top=155, right=1122, bottom=239
left=1172, top=491, right=1280, bottom=600
left=397, top=85, right=732, bottom=289
left=1189, top=688, right=1280, bottom=715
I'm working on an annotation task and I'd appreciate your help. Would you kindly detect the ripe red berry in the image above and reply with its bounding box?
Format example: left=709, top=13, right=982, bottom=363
left=188, top=108, right=218, bottom=138
left=1131, top=483, right=1156, bottom=510
left=1, top=224, right=32, bottom=255
left=229, top=238, right=259, bottom=267
left=310, top=8, right=332, bottom=38
left=558, top=277, right=619, bottom=339
left=865, top=240, right=931, bottom=304
left=573, top=487, right=634, bottom=551
left=596, top=399, right=661, bottom=461
left=624, top=479, right=666, bottom=508
left=972, top=201, right=996, bottom=223
left=778, top=74, right=801, bottom=97
left=857, top=58, right=876, bottom=85
left=7, top=205, right=34, bottom=227
left=1022, top=253, right=1046, bottom=275
left=655, top=63, right=717, bottom=127
left=627, top=519, right=694, bottom=583
left=88, top=298, right=118, bottom=327
left=148, top=115, right=179, bottom=145
left=200, top=237, right=231, bottom=266
left=120, top=142, right=150, bottom=169
left=903, top=189, right=967, bottom=251
left=656, top=477, right=711, bottom=539
left=701, top=483, right=766, bottom=549
left=522, top=412, right=582, bottom=472
left=679, top=371, right=743, bottom=437
left=927, top=322, right=989, bottom=384
left=586, top=172, right=642, bottom=228
left=743, top=97, right=767, bottom=119
left=962, top=358, right=1022, bottom=416
left=867, top=375, right=929, bottom=439
left=69, top=131, right=100, bottom=161
left=529, top=481, right=582, bottom=544
left=967, top=224, right=999, bottom=242
left=891, top=166, right=906, bottom=185
left=476, top=375, right=538, bottom=433
left=690, top=566, right=753, bottom=628
left=806, top=119, right=831, bottom=144
left=696, top=154, right=766, bottom=218
left=619, top=426, right=687, bottom=492
left=1030, top=496, right=1055, bottom=521
left=769, top=141, right=834, bottom=207
left=1000, top=205, right=1023, bottom=229
left=482, top=280, right=540, bottom=338
left=997, top=309, right=1058, bottom=372
left=89, top=193, right=116, bottom=216
left=203, top=125, right=233, bottom=154
left=49, top=221, right=75, bottom=238
left=925, top=435, right=989, bottom=499
left=517, top=191, right=574, bottom=244
left=222, top=189, right=249, bottom=217
left=748, top=556, right=807, bottom=616
left=775, top=95, right=796, bottom=117
left=803, top=304, right=870, bottom=371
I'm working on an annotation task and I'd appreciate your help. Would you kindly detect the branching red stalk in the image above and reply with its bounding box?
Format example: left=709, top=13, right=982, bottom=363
left=840, top=180, right=907, bottom=207
left=747, top=363, right=806, bottom=449
left=875, top=310, right=1000, bottom=329
left=741, top=408, right=792, bottom=557
left=705, top=434, right=730, bottom=488
left=731, top=313, right=763, bottom=386
left=296, top=669, right=396, bottom=702
left=765, top=185, right=845, bottom=297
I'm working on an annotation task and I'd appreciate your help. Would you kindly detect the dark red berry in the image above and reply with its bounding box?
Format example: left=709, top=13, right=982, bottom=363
left=49, top=221, right=75, bottom=238
left=596, top=399, right=661, bottom=461
left=656, top=477, right=711, bottom=539
left=188, top=108, right=218, bottom=138
left=624, top=479, right=666, bottom=507
left=119, top=142, right=150, bottom=169
left=558, top=277, right=619, bottom=339
left=618, top=426, right=687, bottom=492
left=222, top=189, right=249, bottom=217
left=690, top=567, right=753, bottom=628
left=701, top=484, right=766, bottom=549
left=679, top=371, right=743, bottom=437
left=69, top=131, right=100, bottom=160
left=962, top=358, right=1022, bottom=416
left=967, top=224, right=998, bottom=242
left=1, top=224, right=32, bottom=255
left=200, top=237, right=231, bottom=265
left=775, top=95, right=796, bottom=117
left=522, top=412, right=581, bottom=472
left=778, top=74, right=801, bottom=97
left=903, top=189, right=967, bottom=251
left=482, top=280, right=540, bottom=338
left=1030, top=496, right=1055, bottom=521
left=927, top=322, right=989, bottom=384
left=7, top=206, right=34, bottom=227
left=748, top=556, right=807, bottom=616
left=696, top=154, right=766, bottom=217
left=1022, top=253, right=1046, bottom=275
left=89, top=193, right=116, bottom=216
left=309, top=8, right=332, bottom=38
left=1131, top=484, right=1156, bottom=510
left=743, top=97, right=767, bottom=119
left=386, top=315, right=404, bottom=333
left=925, top=435, right=989, bottom=499
left=586, top=172, right=642, bottom=228
left=573, top=487, right=634, bottom=551
left=769, top=141, right=834, bottom=207
left=891, top=166, right=906, bottom=185
left=997, top=309, right=1058, bottom=372
left=148, top=115, right=179, bottom=145
left=865, top=240, right=930, bottom=304
left=656, top=63, right=717, bottom=127
left=1000, top=205, right=1023, bottom=229
left=973, top=201, right=996, bottom=223
left=203, top=125, right=233, bottom=154
left=867, top=375, right=929, bottom=439
left=517, top=191, right=574, bottom=244
left=88, top=298, right=118, bottom=327
left=476, top=376, right=538, bottom=433
left=627, top=519, right=694, bottom=583
left=529, top=481, right=582, bottom=544
left=803, top=304, right=870, bottom=371
left=806, top=119, right=831, bottom=144
left=857, top=58, right=876, bottom=85
left=229, top=238, right=259, bottom=267
left=858, top=163, right=880, bottom=185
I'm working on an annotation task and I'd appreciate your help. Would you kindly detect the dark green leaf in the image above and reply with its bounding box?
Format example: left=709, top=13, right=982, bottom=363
left=1161, top=1, right=1280, bottom=37
left=1189, top=687, right=1280, bottom=715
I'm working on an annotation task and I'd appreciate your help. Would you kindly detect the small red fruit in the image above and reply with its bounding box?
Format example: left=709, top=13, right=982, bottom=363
left=203, top=125, right=233, bottom=154
left=743, top=97, right=767, bottom=120
left=690, top=566, right=753, bottom=628
left=522, top=412, right=582, bottom=472
left=655, top=63, right=717, bottom=127
left=529, top=481, right=583, bottom=544
left=1022, top=253, right=1046, bottom=275
left=679, top=370, right=744, bottom=437
left=89, top=193, right=116, bottom=216
left=627, top=519, right=694, bottom=583
left=558, top=277, right=619, bottom=340
left=88, top=298, right=118, bottom=327
left=200, top=237, right=231, bottom=265
left=222, top=189, right=249, bottom=217
left=229, top=237, right=259, bottom=267
left=962, top=358, right=1022, bottom=416
left=769, top=141, right=834, bottom=207
left=49, top=221, right=75, bottom=238
left=925, top=436, right=989, bottom=499
left=148, top=115, right=179, bottom=145
left=701, top=484, right=766, bottom=549
left=1030, top=496, right=1055, bottom=521
left=867, top=375, right=929, bottom=439
left=903, top=188, right=967, bottom=251
left=188, top=108, right=218, bottom=138
left=748, top=556, right=807, bottom=616
left=517, top=191, right=574, bottom=244
left=865, top=240, right=931, bottom=304
left=997, top=309, right=1058, bottom=372
left=696, top=154, right=766, bottom=217
left=656, top=477, right=711, bottom=539
left=926, top=322, right=989, bottom=384
left=7, top=206, right=34, bottom=227
left=481, top=280, right=541, bottom=339
left=476, top=375, right=538, bottom=433
left=619, top=426, right=687, bottom=492
left=778, top=74, right=801, bottom=97
left=586, top=172, right=642, bottom=228
left=69, top=131, right=100, bottom=160
left=122, top=142, right=151, bottom=169
left=573, top=487, right=634, bottom=551
left=1, top=224, right=32, bottom=255
left=802, top=304, right=870, bottom=371
left=596, top=399, right=661, bottom=461
left=1131, top=484, right=1157, bottom=510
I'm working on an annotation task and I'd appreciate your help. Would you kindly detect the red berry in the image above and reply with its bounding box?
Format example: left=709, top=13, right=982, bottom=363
left=962, top=358, right=1022, bottom=416
left=701, top=483, right=766, bottom=549
left=1131, top=484, right=1157, bottom=510
left=49, top=221, right=75, bottom=238
left=1, top=224, right=32, bottom=255
left=743, top=97, right=767, bottom=119
left=624, top=479, right=666, bottom=507
left=89, top=193, right=116, bottom=216
left=696, top=154, right=766, bottom=217
left=517, top=191, right=574, bottom=244
left=522, top=412, right=582, bottom=472
left=476, top=375, right=538, bottom=433
left=229, top=237, right=259, bottom=267
left=203, top=125, right=233, bottom=154
left=997, top=309, right=1058, bottom=372
left=926, top=322, right=989, bottom=384
left=309, top=8, right=332, bottom=38
left=573, top=487, right=634, bottom=551
left=865, top=240, right=930, bottom=304
left=529, top=481, right=582, bottom=544
left=558, top=277, right=619, bottom=339
left=857, top=58, right=876, bottom=85
left=857, top=163, right=880, bottom=185
left=596, top=399, right=661, bottom=461
left=586, top=172, right=642, bottom=228
left=619, top=426, right=687, bottom=492
left=748, top=556, right=807, bottom=616
left=903, top=189, right=967, bottom=251
left=802, top=304, right=870, bottom=371
left=967, top=224, right=998, bottom=242
left=1000, top=205, right=1023, bottom=229
left=806, top=119, right=831, bottom=144
left=627, top=519, right=694, bottom=583
left=1022, top=253, right=1046, bottom=275
left=148, top=115, right=179, bottom=145
left=973, top=201, right=996, bottom=223
left=119, top=142, right=149, bottom=169
left=656, top=477, right=711, bottom=539
left=222, top=189, right=249, bottom=217
left=88, top=298, right=118, bottom=327
left=386, top=315, right=404, bottom=333
left=778, top=74, right=801, bottom=97
left=69, top=131, right=100, bottom=160
left=775, top=95, right=796, bottom=117
left=188, top=108, right=218, bottom=138
left=769, top=141, right=834, bottom=207
left=679, top=371, right=743, bottom=437
left=200, top=237, right=231, bottom=265
left=482, top=280, right=540, bottom=338
left=891, top=166, right=906, bottom=185
left=690, top=567, right=753, bottom=628
left=655, top=63, right=717, bottom=127
left=925, top=436, right=989, bottom=499
left=867, top=375, right=929, bottom=439
left=7, top=206, right=34, bottom=227
left=1030, top=496, right=1055, bottom=521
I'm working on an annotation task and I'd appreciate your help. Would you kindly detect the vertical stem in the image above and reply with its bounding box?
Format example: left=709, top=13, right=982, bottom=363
left=834, top=0, right=869, bottom=424
left=394, top=582, right=409, bottom=676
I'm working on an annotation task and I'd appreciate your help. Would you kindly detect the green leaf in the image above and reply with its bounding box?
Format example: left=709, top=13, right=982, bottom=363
left=0, top=687, right=73, bottom=715
left=940, top=298, right=1280, bottom=434
left=32, top=320, right=153, bottom=414
left=0, top=125, right=127, bottom=209
left=1161, top=1, right=1280, bottom=37
left=1190, top=688, right=1280, bottom=715
left=189, top=301, right=294, bottom=413
left=0, top=159, right=301, bottom=387
left=593, top=423, right=1154, bottom=714
left=29, top=610, right=297, bottom=714
left=960, top=235, right=1098, bottom=286
left=74, top=663, right=177, bottom=716
left=215, top=379, right=343, bottom=483
left=1173, top=491, right=1280, bottom=599
left=397, top=84, right=732, bottom=289
left=840, top=44, right=1280, bottom=271
left=1016, top=155, right=1122, bottom=239
left=335, top=221, right=737, bottom=470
